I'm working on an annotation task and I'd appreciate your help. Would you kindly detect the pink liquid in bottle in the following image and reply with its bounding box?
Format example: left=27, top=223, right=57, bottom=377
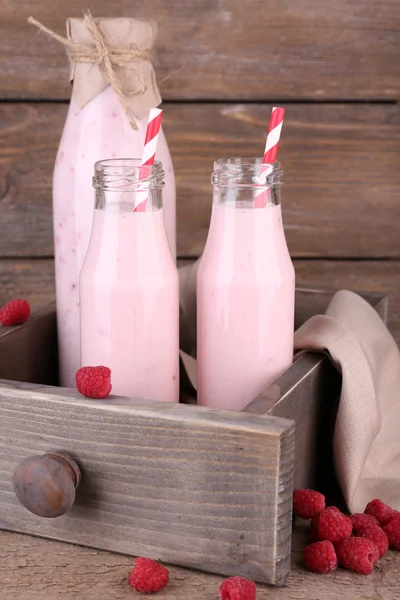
left=80, top=160, right=179, bottom=402
left=53, top=87, right=176, bottom=387
left=197, top=159, right=295, bottom=411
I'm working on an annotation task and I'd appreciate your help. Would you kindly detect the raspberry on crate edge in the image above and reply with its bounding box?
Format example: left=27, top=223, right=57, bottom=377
left=218, top=576, right=257, bottom=600
left=336, top=537, right=379, bottom=575
left=0, top=298, right=31, bottom=326
left=75, top=365, right=112, bottom=399
left=293, top=489, right=326, bottom=519
left=128, top=557, right=169, bottom=593
left=303, top=540, right=337, bottom=574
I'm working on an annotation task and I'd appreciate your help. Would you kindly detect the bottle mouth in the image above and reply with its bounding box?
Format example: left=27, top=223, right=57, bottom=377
left=212, top=158, right=283, bottom=188
left=93, top=158, right=165, bottom=191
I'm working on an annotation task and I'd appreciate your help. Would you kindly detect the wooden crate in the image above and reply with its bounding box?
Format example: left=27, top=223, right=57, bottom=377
left=0, top=288, right=388, bottom=585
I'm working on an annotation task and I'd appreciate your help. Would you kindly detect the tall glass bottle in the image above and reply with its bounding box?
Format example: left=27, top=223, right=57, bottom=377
left=53, top=17, right=176, bottom=386
left=197, top=158, right=295, bottom=411
left=80, top=159, right=179, bottom=403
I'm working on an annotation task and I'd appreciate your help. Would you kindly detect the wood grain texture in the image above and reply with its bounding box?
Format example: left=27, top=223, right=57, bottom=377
left=1, top=0, right=400, bottom=100
left=0, top=103, right=399, bottom=258
left=1, top=527, right=400, bottom=600
left=1, top=258, right=399, bottom=344
left=0, top=381, right=295, bottom=585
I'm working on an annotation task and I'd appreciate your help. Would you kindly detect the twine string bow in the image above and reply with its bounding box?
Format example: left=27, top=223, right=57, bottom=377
left=28, top=12, right=154, bottom=130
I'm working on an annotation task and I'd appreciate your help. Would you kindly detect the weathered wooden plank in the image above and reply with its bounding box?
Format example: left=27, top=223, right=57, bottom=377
left=0, top=380, right=295, bottom=585
left=1, top=527, right=400, bottom=599
left=0, top=260, right=55, bottom=308
left=1, top=0, right=400, bottom=100
left=0, top=103, right=399, bottom=258
left=1, top=258, right=399, bottom=344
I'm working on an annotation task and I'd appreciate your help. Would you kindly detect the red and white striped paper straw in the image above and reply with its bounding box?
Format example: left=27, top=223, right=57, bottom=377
left=254, top=106, right=285, bottom=208
left=134, top=107, right=163, bottom=212
left=263, top=106, right=285, bottom=164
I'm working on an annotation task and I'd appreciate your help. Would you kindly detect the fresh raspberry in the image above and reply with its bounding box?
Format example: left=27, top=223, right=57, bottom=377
left=310, top=509, right=340, bottom=542
left=311, top=507, right=352, bottom=543
left=351, top=513, right=380, bottom=532
left=0, top=299, right=31, bottom=326
left=364, top=499, right=400, bottom=526
left=76, top=366, right=112, bottom=399
left=293, top=489, right=326, bottom=519
left=128, top=557, right=169, bottom=593
left=358, top=524, right=389, bottom=557
left=382, top=516, right=400, bottom=550
left=303, top=541, right=337, bottom=573
left=336, top=537, right=379, bottom=574
left=218, top=576, right=256, bottom=600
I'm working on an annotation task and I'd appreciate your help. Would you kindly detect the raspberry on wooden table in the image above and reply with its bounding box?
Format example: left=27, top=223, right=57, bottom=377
left=128, top=557, right=169, bottom=593
left=303, top=540, right=337, bottom=573
left=358, top=524, right=389, bottom=557
left=218, top=576, right=256, bottom=600
left=351, top=513, right=380, bottom=532
left=336, top=537, right=379, bottom=574
left=383, top=516, right=400, bottom=550
left=0, top=299, right=31, bottom=326
left=311, top=506, right=352, bottom=543
left=364, top=499, right=400, bottom=526
left=75, top=366, right=112, bottom=399
left=293, top=489, right=326, bottom=519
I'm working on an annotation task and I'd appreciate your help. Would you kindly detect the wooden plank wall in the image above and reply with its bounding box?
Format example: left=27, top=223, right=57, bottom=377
left=0, top=1, right=399, bottom=342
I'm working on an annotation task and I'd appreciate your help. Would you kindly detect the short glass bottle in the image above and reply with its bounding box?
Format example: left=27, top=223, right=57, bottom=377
left=80, top=159, right=179, bottom=402
left=197, top=158, right=295, bottom=411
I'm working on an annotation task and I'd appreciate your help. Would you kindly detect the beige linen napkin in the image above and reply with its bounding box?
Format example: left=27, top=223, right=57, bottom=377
left=179, top=260, right=400, bottom=513
left=294, top=289, right=400, bottom=513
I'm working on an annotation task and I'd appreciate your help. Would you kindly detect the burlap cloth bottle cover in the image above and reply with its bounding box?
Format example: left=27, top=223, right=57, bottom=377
left=179, top=259, right=400, bottom=513
left=28, top=12, right=162, bottom=128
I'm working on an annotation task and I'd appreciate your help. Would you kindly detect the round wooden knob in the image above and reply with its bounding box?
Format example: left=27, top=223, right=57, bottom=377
left=13, top=451, right=81, bottom=518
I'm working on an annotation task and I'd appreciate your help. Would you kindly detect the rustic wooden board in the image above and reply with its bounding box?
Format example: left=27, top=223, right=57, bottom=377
left=1, top=258, right=399, bottom=343
left=0, top=103, right=399, bottom=259
left=0, top=380, right=295, bottom=585
left=2, top=0, right=400, bottom=100
left=2, top=528, right=400, bottom=599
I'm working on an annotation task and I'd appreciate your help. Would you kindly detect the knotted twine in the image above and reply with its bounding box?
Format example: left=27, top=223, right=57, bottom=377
left=28, top=12, right=155, bottom=130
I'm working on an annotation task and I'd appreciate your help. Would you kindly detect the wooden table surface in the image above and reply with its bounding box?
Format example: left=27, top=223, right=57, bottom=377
left=1, top=527, right=400, bottom=600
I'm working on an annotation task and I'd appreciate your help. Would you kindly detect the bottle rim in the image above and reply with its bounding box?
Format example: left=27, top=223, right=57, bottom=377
left=93, top=158, right=165, bottom=191
left=212, top=158, right=283, bottom=189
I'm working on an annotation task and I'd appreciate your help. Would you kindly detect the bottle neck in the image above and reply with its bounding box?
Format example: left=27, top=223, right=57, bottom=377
left=93, top=159, right=165, bottom=212
left=211, top=158, right=282, bottom=208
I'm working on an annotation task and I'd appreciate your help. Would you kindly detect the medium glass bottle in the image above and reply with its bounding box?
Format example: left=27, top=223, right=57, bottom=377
left=53, top=17, right=176, bottom=386
left=197, top=158, right=295, bottom=411
left=80, top=159, right=179, bottom=403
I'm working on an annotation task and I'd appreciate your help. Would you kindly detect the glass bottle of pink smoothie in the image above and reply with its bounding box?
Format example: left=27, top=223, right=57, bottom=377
left=53, top=17, right=176, bottom=386
left=80, top=159, right=179, bottom=402
left=197, top=158, right=295, bottom=411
